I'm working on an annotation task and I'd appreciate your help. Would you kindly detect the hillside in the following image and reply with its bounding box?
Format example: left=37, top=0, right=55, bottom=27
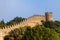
left=0, top=14, right=60, bottom=40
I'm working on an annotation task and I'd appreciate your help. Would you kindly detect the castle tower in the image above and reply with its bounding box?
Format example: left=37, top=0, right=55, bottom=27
left=45, top=12, right=53, bottom=21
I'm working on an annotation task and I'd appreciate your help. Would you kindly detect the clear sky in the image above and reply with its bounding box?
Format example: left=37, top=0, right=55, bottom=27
left=0, top=0, right=60, bottom=22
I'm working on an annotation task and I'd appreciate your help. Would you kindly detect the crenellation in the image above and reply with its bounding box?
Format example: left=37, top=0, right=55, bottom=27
left=0, top=12, right=53, bottom=40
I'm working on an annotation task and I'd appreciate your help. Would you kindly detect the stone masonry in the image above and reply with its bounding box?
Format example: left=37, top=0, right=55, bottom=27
left=0, top=12, right=53, bottom=40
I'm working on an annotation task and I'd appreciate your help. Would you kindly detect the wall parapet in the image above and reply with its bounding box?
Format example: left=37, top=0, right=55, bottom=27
left=0, top=19, right=27, bottom=30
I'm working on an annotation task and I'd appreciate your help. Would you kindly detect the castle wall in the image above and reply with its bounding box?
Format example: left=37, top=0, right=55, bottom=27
left=0, top=12, right=53, bottom=40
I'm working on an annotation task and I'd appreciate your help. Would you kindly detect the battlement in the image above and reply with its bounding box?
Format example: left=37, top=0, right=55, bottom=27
left=0, top=12, right=53, bottom=30
left=0, top=12, right=53, bottom=40
left=0, top=19, right=27, bottom=29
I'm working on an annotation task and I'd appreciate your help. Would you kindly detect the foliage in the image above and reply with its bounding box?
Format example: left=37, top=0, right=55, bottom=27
left=4, top=35, right=14, bottom=40
left=44, top=21, right=60, bottom=36
left=0, top=20, right=6, bottom=28
left=6, top=16, right=26, bottom=26
left=4, top=25, right=60, bottom=40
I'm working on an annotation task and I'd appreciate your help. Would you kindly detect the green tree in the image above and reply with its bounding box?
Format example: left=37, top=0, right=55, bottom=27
left=4, top=35, right=14, bottom=40
left=4, top=25, right=60, bottom=40
left=44, top=21, right=56, bottom=29
left=0, top=20, right=6, bottom=28
left=6, top=17, right=26, bottom=26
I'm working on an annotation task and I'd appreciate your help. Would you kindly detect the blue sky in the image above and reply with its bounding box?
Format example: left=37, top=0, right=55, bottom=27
left=0, top=0, right=60, bottom=22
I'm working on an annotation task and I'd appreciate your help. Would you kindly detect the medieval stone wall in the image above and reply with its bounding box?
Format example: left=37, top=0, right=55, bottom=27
left=0, top=12, right=53, bottom=40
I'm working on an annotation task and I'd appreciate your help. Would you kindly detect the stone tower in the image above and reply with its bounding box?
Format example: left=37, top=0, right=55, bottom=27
left=45, top=12, right=53, bottom=21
